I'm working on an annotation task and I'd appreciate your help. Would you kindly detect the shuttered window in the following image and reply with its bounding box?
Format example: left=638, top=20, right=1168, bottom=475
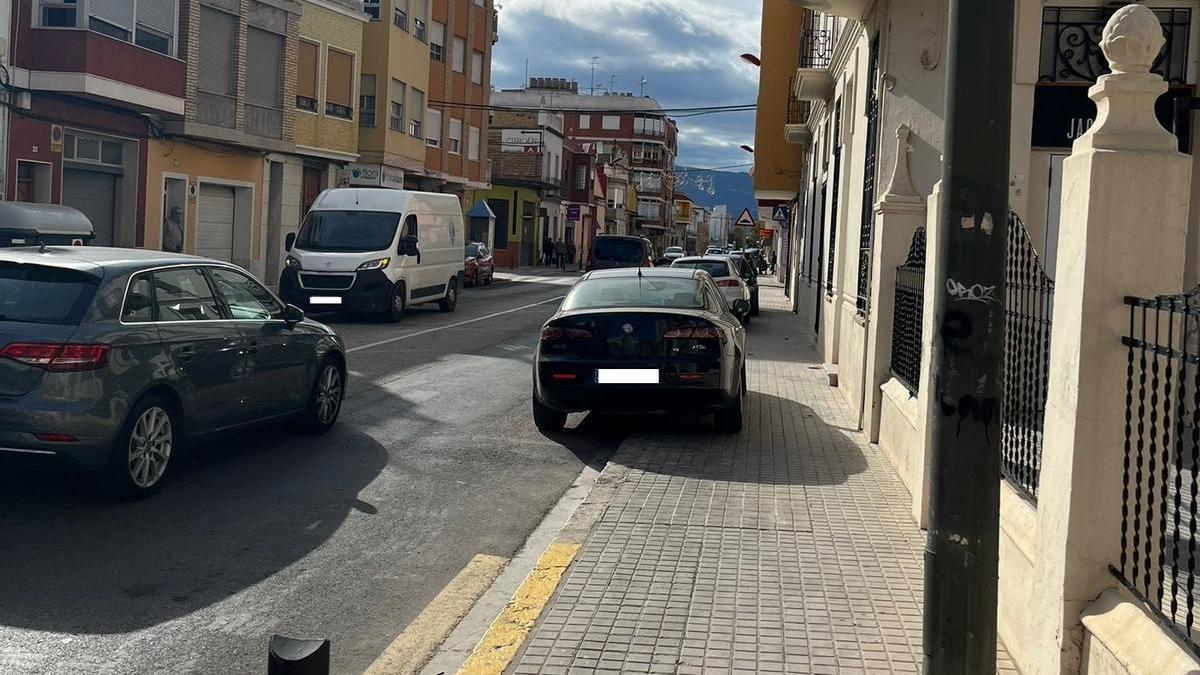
left=471, top=50, right=482, bottom=84
left=325, top=48, right=354, bottom=119
left=452, top=36, right=465, bottom=73
left=426, top=108, right=441, bottom=147
left=389, top=79, right=406, bottom=132
left=429, top=20, right=444, bottom=61
left=246, top=27, right=283, bottom=108
left=89, top=0, right=134, bottom=37
left=359, top=74, right=377, bottom=127
left=198, top=7, right=236, bottom=96
left=409, top=88, right=424, bottom=137
left=136, top=0, right=175, bottom=32
left=448, top=118, right=462, bottom=154
left=468, top=126, right=479, bottom=161
left=296, top=40, right=319, bottom=111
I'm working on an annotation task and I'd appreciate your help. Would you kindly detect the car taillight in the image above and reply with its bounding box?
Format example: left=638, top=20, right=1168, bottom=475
left=716, top=279, right=741, bottom=287
left=540, top=327, right=593, bottom=341
left=0, top=343, right=110, bottom=371
left=663, top=327, right=725, bottom=342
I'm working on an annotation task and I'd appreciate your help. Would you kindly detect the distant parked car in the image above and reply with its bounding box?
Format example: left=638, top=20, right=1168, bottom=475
left=722, top=253, right=760, bottom=316
left=533, top=268, right=749, bottom=433
left=0, top=247, right=346, bottom=498
left=586, top=235, right=655, bottom=271
left=465, top=242, right=494, bottom=286
left=704, top=246, right=727, bottom=255
left=658, top=246, right=685, bottom=266
left=670, top=256, right=751, bottom=324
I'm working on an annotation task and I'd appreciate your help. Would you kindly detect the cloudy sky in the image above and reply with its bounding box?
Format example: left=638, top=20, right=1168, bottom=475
left=491, top=0, right=762, bottom=171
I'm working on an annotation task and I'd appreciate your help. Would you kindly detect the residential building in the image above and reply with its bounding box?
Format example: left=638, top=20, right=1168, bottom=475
left=709, top=205, right=730, bottom=245
left=422, top=0, right=494, bottom=194
left=602, top=154, right=634, bottom=236
left=7, top=0, right=188, bottom=248
left=563, top=140, right=603, bottom=265
left=672, top=192, right=694, bottom=251
left=466, top=107, right=564, bottom=267
left=355, top=0, right=431, bottom=189
left=693, top=204, right=710, bottom=254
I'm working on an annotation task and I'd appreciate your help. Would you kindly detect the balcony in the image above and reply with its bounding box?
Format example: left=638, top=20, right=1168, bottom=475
left=786, top=0, right=872, bottom=21
left=794, top=28, right=835, bottom=102
left=784, top=124, right=812, bottom=146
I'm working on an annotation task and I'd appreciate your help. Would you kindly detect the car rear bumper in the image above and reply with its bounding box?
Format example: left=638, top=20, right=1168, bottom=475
left=534, top=361, right=735, bottom=414
left=279, top=268, right=393, bottom=314
left=0, top=400, right=119, bottom=471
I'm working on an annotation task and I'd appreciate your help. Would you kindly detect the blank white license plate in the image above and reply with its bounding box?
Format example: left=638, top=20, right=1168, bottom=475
left=597, top=369, right=660, bottom=384
left=310, top=296, right=342, bottom=305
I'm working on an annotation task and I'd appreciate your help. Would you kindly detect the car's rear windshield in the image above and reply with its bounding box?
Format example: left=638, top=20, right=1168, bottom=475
left=0, top=262, right=99, bottom=325
left=672, top=261, right=730, bottom=278
left=592, top=238, right=644, bottom=262
left=465, top=243, right=480, bottom=257
left=562, top=276, right=703, bottom=311
left=295, top=210, right=400, bottom=252
left=665, top=247, right=683, bottom=254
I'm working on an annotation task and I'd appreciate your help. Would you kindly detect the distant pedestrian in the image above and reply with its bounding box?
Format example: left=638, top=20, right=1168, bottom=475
left=543, top=238, right=553, bottom=266
left=769, top=250, right=778, bottom=275
left=567, top=241, right=577, bottom=269
left=555, top=238, right=567, bottom=270
left=162, top=206, right=184, bottom=253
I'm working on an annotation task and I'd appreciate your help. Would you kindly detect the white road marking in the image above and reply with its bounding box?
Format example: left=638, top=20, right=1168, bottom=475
left=347, top=295, right=565, bottom=354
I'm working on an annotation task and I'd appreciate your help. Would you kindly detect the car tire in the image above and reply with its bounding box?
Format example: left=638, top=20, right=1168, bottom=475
left=750, top=292, right=760, bottom=316
left=439, top=277, right=459, bottom=312
left=532, top=393, right=567, bottom=432
left=302, top=357, right=345, bottom=433
left=386, top=282, right=406, bottom=323
left=714, top=367, right=746, bottom=434
left=484, top=270, right=493, bottom=285
left=104, top=392, right=178, bottom=499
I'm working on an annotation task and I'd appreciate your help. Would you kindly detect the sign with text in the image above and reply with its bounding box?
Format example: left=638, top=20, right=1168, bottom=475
left=500, top=129, right=543, bottom=153
left=566, top=204, right=581, bottom=221
left=1032, top=84, right=1190, bottom=151
left=342, top=163, right=404, bottom=188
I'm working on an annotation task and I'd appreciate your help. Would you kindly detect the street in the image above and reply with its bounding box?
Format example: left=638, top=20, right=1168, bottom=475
left=0, top=272, right=619, bottom=675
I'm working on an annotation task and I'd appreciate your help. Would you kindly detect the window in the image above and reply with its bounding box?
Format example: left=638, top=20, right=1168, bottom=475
left=122, top=274, right=155, bottom=323
left=452, top=36, right=465, bottom=73
left=134, top=25, right=171, bottom=54
left=153, top=268, right=223, bottom=322
left=578, top=114, right=590, bottom=129
left=409, top=88, right=424, bottom=137
left=471, top=50, right=483, bottom=84
left=392, top=0, right=407, bottom=30
left=362, top=0, right=379, bottom=20
left=429, top=21, right=445, bottom=61
left=575, top=165, right=588, bottom=190
left=412, top=0, right=426, bottom=40
left=602, top=115, right=620, bottom=130
left=209, top=268, right=283, bottom=320
left=634, top=115, right=664, bottom=136
left=63, top=132, right=124, bottom=167
left=40, top=0, right=77, bottom=27
left=198, top=7, right=236, bottom=96
left=246, top=27, right=283, bottom=109
left=468, top=126, right=480, bottom=160
left=448, top=118, right=462, bottom=154
left=325, top=48, right=355, bottom=119
left=296, top=39, right=320, bottom=112
left=389, top=79, right=406, bottom=132
left=426, top=108, right=442, bottom=147
left=359, top=74, right=377, bottom=127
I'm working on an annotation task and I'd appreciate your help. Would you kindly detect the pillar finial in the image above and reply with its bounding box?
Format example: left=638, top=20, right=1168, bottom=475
left=1101, top=5, right=1165, bottom=75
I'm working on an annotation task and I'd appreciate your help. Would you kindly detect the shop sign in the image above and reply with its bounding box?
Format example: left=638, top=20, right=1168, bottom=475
left=500, top=129, right=542, bottom=153
left=566, top=205, right=581, bottom=221
left=1032, top=84, right=1191, bottom=151
left=343, top=163, right=405, bottom=188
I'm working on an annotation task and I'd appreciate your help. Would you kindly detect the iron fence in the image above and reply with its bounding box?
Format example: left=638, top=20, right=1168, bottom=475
left=1118, top=290, right=1200, bottom=656
left=889, top=229, right=925, bottom=394
left=1000, top=213, right=1054, bottom=501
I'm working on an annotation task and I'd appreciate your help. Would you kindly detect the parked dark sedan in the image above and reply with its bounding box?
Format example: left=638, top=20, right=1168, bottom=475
left=724, top=253, right=760, bottom=315
left=465, top=242, right=494, bottom=286
left=533, top=268, right=748, bottom=433
left=0, top=247, right=346, bottom=498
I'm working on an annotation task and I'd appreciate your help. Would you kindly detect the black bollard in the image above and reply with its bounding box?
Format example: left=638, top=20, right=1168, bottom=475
left=267, top=635, right=330, bottom=675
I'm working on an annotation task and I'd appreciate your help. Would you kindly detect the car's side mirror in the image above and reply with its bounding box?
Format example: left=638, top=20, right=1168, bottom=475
left=283, top=304, right=305, bottom=325
left=285, top=232, right=296, bottom=252
left=732, top=299, right=750, bottom=317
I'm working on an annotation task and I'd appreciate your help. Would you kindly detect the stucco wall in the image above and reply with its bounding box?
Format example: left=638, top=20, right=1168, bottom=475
left=998, top=480, right=1037, bottom=674
left=1080, top=589, right=1200, bottom=675
left=877, top=377, right=922, bottom=503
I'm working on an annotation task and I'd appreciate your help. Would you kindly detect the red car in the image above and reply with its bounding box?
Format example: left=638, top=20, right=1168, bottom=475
left=465, top=242, right=495, bottom=286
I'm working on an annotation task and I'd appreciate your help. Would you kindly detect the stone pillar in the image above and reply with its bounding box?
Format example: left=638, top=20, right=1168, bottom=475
left=865, top=125, right=926, bottom=441
left=913, top=179, right=943, bottom=529
left=1028, top=6, right=1192, bottom=673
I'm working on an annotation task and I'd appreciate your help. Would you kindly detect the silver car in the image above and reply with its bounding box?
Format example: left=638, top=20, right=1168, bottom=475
left=0, top=247, right=347, bottom=498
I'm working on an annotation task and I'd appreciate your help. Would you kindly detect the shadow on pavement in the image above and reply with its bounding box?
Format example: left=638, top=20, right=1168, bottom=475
left=554, top=390, right=868, bottom=487
left=0, top=425, right=388, bottom=634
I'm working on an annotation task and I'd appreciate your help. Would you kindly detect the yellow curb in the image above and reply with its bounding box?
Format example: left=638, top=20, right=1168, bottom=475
left=456, top=542, right=581, bottom=675
left=364, top=553, right=508, bottom=675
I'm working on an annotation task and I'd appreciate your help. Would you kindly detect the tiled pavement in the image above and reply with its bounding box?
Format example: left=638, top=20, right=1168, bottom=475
left=507, top=282, right=1018, bottom=674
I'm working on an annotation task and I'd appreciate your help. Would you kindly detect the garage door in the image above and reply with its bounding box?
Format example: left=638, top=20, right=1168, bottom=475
left=197, top=184, right=236, bottom=261
left=62, top=168, right=116, bottom=246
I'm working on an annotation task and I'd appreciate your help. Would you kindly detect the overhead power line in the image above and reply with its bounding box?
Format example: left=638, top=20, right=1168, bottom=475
left=427, top=99, right=757, bottom=116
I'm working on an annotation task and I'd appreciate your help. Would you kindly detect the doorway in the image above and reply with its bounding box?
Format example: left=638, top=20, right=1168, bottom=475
left=162, top=177, right=187, bottom=253
left=62, top=168, right=117, bottom=246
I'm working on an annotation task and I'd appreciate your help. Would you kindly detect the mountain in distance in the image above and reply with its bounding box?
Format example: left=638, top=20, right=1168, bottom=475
left=672, top=165, right=756, bottom=217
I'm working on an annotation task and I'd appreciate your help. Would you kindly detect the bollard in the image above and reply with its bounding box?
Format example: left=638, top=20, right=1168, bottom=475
left=267, top=634, right=330, bottom=675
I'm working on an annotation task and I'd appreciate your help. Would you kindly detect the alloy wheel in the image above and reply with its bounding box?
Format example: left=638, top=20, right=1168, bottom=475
left=316, top=364, right=343, bottom=425
left=128, top=406, right=172, bottom=488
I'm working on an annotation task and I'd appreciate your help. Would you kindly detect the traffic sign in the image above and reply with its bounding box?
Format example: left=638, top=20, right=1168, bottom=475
left=735, top=208, right=755, bottom=228
left=772, top=205, right=790, bottom=222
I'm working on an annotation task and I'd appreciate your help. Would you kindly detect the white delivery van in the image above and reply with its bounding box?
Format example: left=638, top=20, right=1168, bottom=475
left=279, top=188, right=465, bottom=321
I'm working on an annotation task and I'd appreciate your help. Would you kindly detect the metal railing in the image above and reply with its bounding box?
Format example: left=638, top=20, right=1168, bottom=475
left=889, top=229, right=925, bottom=394
left=799, top=28, right=833, bottom=69
left=1118, top=290, right=1200, bottom=657
left=1000, top=212, right=1054, bottom=501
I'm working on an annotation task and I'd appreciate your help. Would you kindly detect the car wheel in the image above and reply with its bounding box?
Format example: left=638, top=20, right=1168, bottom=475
left=532, top=393, right=567, bottom=432
left=386, top=283, right=406, bottom=322
left=714, top=367, right=746, bottom=434
left=105, top=393, right=177, bottom=499
left=484, top=269, right=493, bottom=285
left=302, top=358, right=345, bottom=432
left=439, top=277, right=459, bottom=312
left=750, top=292, right=760, bottom=316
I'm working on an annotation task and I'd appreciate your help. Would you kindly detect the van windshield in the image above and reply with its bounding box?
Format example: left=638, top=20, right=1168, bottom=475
left=295, top=211, right=401, bottom=252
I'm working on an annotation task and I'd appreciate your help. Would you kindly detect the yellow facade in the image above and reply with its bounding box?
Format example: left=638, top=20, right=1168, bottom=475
left=358, top=0, right=431, bottom=173
left=753, top=0, right=807, bottom=198
left=296, top=0, right=367, bottom=157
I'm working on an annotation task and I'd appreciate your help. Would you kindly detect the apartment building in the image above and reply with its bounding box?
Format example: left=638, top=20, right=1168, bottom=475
left=602, top=155, right=635, bottom=237
left=672, top=192, right=694, bottom=251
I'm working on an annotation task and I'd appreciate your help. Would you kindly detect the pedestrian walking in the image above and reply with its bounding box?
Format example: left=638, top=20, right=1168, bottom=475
left=769, top=250, right=778, bottom=275
left=162, top=206, right=184, bottom=253
left=555, top=238, right=567, bottom=270
left=543, top=238, right=553, bottom=266
left=567, top=241, right=577, bottom=270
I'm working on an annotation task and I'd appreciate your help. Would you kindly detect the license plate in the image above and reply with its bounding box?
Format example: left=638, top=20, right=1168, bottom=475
left=310, top=296, right=342, bottom=305
left=597, top=369, right=659, bottom=384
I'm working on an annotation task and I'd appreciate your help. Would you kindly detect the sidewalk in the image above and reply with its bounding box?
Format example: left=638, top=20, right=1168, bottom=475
left=501, top=281, right=1016, bottom=674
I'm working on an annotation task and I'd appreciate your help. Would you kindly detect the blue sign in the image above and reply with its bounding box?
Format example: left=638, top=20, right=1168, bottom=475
left=566, top=205, right=581, bottom=221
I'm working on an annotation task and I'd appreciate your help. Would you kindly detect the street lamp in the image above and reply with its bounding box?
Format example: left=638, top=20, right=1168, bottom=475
left=739, top=145, right=754, bottom=154
left=739, top=53, right=761, bottom=67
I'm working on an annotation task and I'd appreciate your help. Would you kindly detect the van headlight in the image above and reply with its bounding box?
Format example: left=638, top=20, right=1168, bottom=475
left=285, top=255, right=303, bottom=270
left=357, top=257, right=391, bottom=271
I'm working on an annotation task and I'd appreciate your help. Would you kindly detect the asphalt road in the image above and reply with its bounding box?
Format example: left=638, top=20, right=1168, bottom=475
left=0, top=271, right=627, bottom=675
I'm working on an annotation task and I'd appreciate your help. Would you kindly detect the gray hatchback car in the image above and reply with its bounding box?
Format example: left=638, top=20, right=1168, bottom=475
left=0, top=247, right=347, bottom=498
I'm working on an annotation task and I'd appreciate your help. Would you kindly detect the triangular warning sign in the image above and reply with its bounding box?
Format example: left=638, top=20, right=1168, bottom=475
left=735, top=208, right=756, bottom=227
